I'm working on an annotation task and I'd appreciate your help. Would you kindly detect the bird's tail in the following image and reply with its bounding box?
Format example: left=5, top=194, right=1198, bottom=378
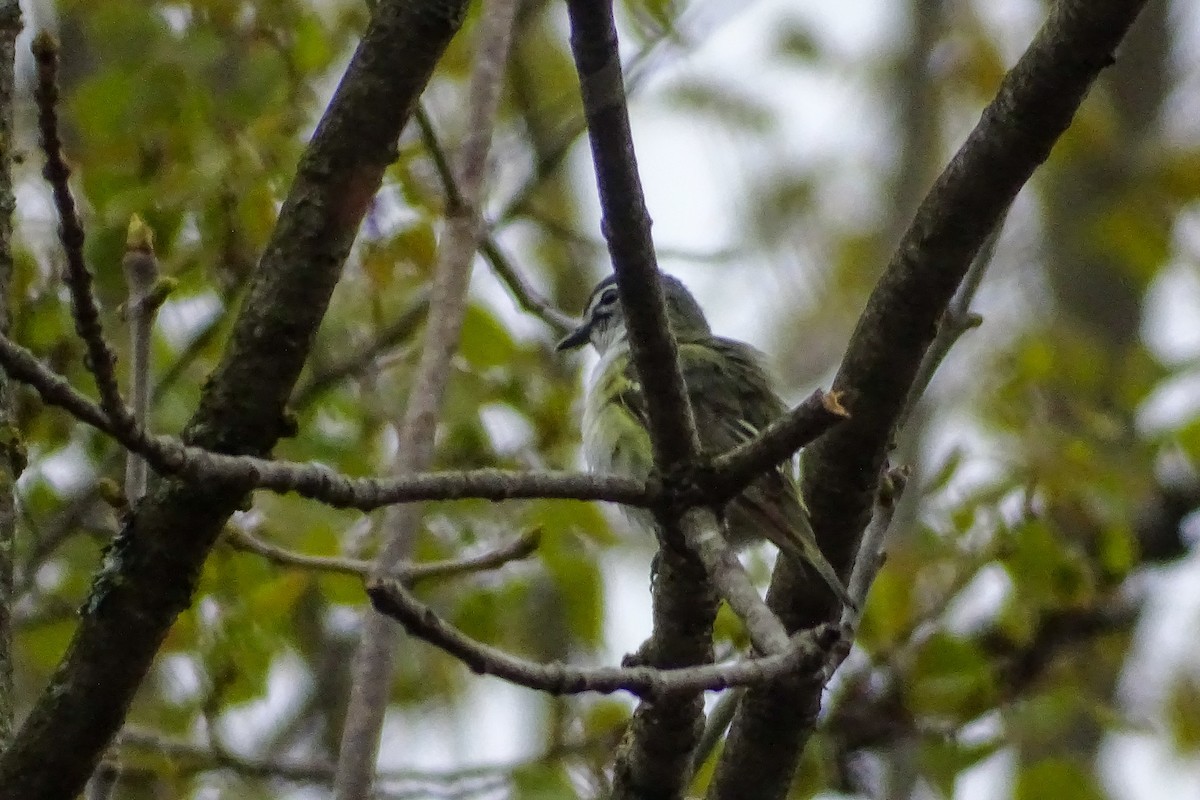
left=776, top=532, right=855, bottom=611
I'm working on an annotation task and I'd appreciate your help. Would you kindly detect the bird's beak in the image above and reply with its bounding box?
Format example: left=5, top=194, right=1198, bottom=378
left=556, top=320, right=591, bottom=351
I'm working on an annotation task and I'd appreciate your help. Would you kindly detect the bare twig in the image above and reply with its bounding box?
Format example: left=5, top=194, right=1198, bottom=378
left=225, top=525, right=541, bottom=585
left=705, top=389, right=848, bottom=504
left=30, top=33, right=129, bottom=430
left=291, top=289, right=431, bottom=407
left=895, top=206, right=1010, bottom=433
left=334, top=3, right=522, bottom=798
left=413, top=106, right=575, bottom=335
left=481, top=240, right=576, bottom=335
left=116, top=724, right=606, bottom=789
left=121, top=216, right=172, bottom=501
left=83, top=761, right=118, bottom=800
left=367, top=576, right=836, bottom=698
left=842, top=467, right=908, bottom=630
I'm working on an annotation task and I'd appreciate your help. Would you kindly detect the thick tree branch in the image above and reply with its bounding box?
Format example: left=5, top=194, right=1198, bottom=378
left=0, top=2, right=471, bottom=796
left=709, top=2, right=1152, bottom=798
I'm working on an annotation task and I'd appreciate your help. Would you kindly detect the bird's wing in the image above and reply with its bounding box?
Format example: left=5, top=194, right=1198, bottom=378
left=613, top=337, right=788, bottom=463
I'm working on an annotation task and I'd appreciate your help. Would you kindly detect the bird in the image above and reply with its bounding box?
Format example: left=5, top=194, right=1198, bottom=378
left=557, top=273, right=853, bottom=608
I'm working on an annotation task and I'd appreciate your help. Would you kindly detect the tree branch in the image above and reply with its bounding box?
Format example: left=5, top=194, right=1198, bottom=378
left=413, top=106, right=576, bottom=335
left=30, top=33, right=130, bottom=431
left=0, top=1, right=472, bottom=796
left=367, top=576, right=836, bottom=698
left=334, top=2, right=520, bottom=797
left=710, top=2, right=1152, bottom=798
left=0, top=331, right=650, bottom=509
left=121, top=217, right=171, bottom=503
left=704, top=389, right=848, bottom=505
left=225, top=525, right=541, bottom=585
left=290, top=289, right=431, bottom=408
left=564, top=3, right=730, bottom=796
left=679, top=507, right=790, bottom=656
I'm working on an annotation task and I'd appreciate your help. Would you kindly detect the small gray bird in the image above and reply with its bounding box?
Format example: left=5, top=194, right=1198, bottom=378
left=558, top=274, right=852, bottom=607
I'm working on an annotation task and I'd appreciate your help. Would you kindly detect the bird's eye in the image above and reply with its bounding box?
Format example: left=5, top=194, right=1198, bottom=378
left=599, top=288, right=619, bottom=307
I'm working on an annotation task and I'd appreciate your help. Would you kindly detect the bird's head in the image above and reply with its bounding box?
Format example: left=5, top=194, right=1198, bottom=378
left=556, top=274, right=711, bottom=356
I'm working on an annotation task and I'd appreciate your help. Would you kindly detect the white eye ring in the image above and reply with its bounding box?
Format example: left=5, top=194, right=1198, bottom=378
left=599, top=288, right=619, bottom=307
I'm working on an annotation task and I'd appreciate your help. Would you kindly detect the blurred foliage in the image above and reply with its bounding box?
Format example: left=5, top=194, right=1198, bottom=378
left=5, top=0, right=1200, bottom=799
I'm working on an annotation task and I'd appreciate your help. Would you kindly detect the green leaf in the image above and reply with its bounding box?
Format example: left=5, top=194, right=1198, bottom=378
left=1167, top=676, right=1200, bottom=754
left=907, top=632, right=996, bottom=720
left=459, top=304, right=518, bottom=370
left=1014, top=758, right=1105, bottom=800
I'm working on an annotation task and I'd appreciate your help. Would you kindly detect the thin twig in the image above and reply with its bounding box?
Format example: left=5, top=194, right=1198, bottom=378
left=896, top=206, right=1010, bottom=433
left=225, top=525, right=541, bottom=585
left=121, top=216, right=171, bottom=501
left=481, top=240, right=576, bottom=335
left=822, top=466, right=909, bottom=683
left=30, top=33, right=129, bottom=430
left=367, top=576, right=836, bottom=698
left=413, top=106, right=575, bottom=335
left=842, top=466, right=908, bottom=629
left=705, top=389, right=848, bottom=504
left=291, top=289, right=431, bottom=407
left=116, top=725, right=606, bottom=788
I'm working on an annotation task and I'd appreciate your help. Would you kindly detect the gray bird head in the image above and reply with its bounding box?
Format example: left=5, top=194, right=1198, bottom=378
left=556, top=274, right=711, bottom=356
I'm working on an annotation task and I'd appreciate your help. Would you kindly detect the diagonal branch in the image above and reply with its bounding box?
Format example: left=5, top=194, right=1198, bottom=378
left=291, top=289, right=431, bottom=407
left=333, top=2, right=521, bottom=797
left=0, top=2, right=473, bottom=797
left=366, top=576, right=837, bottom=698
left=31, top=33, right=130, bottom=431
left=709, top=2, right=1153, bottom=798
left=704, top=389, right=848, bottom=505
left=413, top=106, right=576, bottom=335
